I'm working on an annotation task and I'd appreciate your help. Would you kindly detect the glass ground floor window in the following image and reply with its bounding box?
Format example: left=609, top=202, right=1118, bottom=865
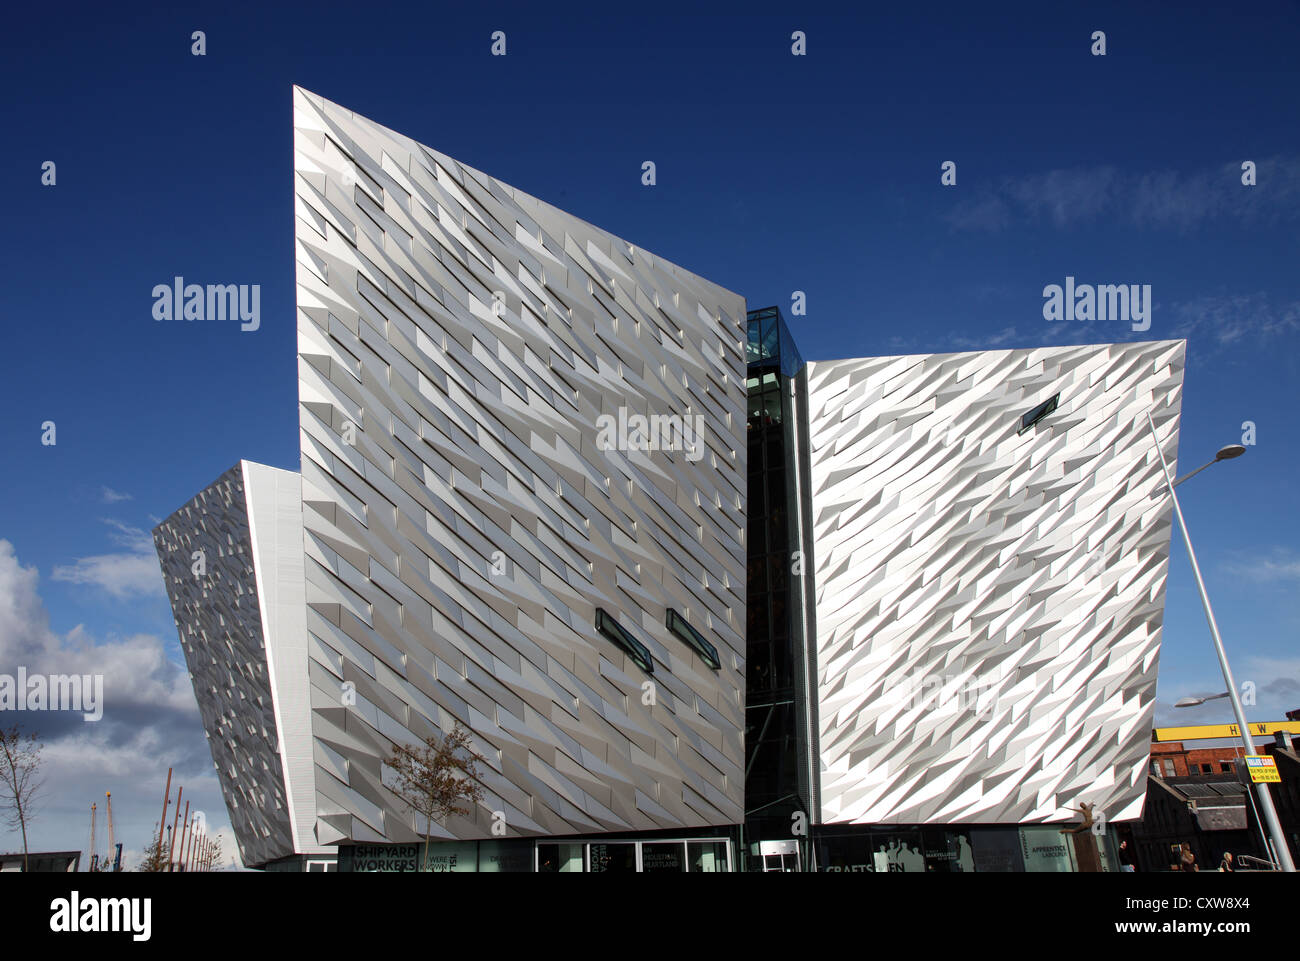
left=536, top=843, right=585, bottom=873
left=339, top=829, right=1118, bottom=872
left=582, top=838, right=731, bottom=872
left=341, top=840, right=533, bottom=872
left=641, top=842, right=685, bottom=873
left=816, top=830, right=928, bottom=872
left=1016, top=825, right=1120, bottom=871
left=588, top=842, right=638, bottom=873
left=817, top=828, right=1001, bottom=872
left=814, top=825, right=1119, bottom=872
left=340, top=837, right=731, bottom=872
left=687, top=841, right=729, bottom=872
left=1017, top=826, right=1076, bottom=872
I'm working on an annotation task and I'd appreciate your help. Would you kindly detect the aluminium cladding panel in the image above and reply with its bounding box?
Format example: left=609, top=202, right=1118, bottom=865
left=806, top=340, right=1186, bottom=826
left=292, top=87, right=747, bottom=844
left=242, top=461, right=328, bottom=856
left=154, top=462, right=297, bottom=867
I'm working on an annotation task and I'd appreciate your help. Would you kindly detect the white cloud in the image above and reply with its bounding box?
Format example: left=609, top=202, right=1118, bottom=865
left=51, top=519, right=163, bottom=599
left=0, top=538, right=240, bottom=868
left=100, top=487, right=132, bottom=504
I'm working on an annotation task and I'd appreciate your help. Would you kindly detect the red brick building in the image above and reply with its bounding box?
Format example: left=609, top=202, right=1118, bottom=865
left=1148, top=741, right=1247, bottom=778
left=1126, top=732, right=1300, bottom=870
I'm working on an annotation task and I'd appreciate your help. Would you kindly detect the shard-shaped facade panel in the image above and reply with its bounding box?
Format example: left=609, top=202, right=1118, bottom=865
left=154, top=463, right=297, bottom=867
left=806, top=341, right=1185, bottom=825
left=292, top=88, right=747, bottom=844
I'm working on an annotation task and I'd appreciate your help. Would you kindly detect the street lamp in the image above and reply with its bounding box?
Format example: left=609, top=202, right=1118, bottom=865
left=1176, top=692, right=1281, bottom=865
left=1174, top=692, right=1231, bottom=708
left=1149, top=446, right=1246, bottom=498
left=1146, top=411, right=1295, bottom=872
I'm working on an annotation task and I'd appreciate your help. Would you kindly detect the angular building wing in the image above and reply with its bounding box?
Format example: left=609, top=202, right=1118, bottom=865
left=290, top=88, right=747, bottom=848
left=154, top=461, right=323, bottom=867
left=806, top=341, right=1185, bottom=825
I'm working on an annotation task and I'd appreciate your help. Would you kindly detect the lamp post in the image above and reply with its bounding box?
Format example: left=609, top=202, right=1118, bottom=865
left=1174, top=693, right=1230, bottom=708
left=1175, top=694, right=1278, bottom=864
left=1146, top=411, right=1294, bottom=872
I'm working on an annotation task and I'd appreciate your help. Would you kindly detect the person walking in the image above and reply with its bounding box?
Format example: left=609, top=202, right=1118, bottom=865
left=1178, top=843, right=1198, bottom=872
left=1219, top=851, right=1235, bottom=872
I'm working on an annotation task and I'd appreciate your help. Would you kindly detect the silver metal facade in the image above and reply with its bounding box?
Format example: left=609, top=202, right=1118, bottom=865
left=292, top=88, right=747, bottom=845
left=155, top=89, right=1193, bottom=864
left=154, top=463, right=298, bottom=866
left=806, top=341, right=1185, bottom=825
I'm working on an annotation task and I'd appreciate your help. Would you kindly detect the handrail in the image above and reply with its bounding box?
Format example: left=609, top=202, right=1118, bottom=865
left=1234, top=854, right=1277, bottom=871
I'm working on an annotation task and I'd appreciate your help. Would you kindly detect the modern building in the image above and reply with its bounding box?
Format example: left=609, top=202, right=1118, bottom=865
left=158, top=87, right=747, bottom=872
left=742, top=311, right=1186, bottom=871
left=156, top=87, right=1188, bottom=871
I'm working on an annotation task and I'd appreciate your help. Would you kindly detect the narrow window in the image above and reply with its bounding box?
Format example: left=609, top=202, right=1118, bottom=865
left=1018, top=393, right=1060, bottom=434
left=666, top=609, right=721, bottom=671
left=595, top=609, right=654, bottom=674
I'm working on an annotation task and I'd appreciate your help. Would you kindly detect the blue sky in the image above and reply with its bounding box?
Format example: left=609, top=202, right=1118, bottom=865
left=1, top=2, right=1298, bottom=864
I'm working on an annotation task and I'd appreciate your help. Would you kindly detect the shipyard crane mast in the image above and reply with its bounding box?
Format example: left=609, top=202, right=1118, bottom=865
left=105, top=791, right=122, bottom=872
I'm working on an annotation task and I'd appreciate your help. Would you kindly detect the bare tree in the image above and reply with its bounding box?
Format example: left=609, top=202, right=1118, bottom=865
left=386, top=723, right=485, bottom=871
left=0, top=727, right=43, bottom=872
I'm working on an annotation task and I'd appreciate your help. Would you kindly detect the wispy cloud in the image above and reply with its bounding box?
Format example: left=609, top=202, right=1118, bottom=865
left=1010, top=292, right=1297, bottom=357
left=1168, top=293, right=1300, bottom=347
left=100, top=487, right=133, bottom=504
left=946, top=157, right=1300, bottom=233
left=947, top=326, right=1020, bottom=350
left=1222, top=547, right=1300, bottom=584
left=848, top=289, right=1300, bottom=360
left=51, top=519, right=162, bottom=599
